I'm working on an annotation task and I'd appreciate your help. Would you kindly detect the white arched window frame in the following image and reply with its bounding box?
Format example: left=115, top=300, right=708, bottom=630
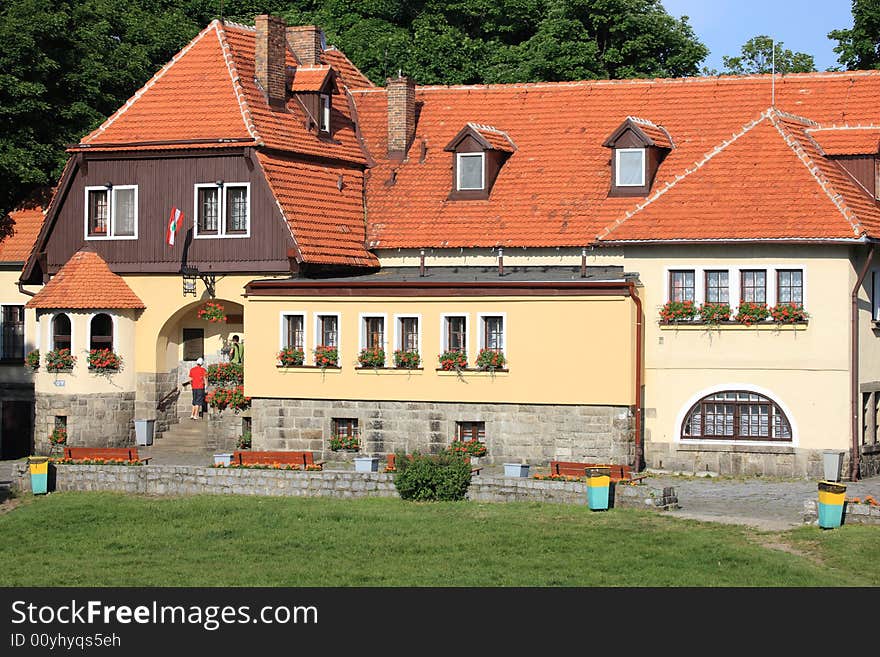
left=87, top=312, right=118, bottom=352
left=49, top=312, right=74, bottom=352
left=674, top=383, right=799, bottom=447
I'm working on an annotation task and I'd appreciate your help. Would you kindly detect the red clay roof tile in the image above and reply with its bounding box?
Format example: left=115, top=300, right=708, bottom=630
left=291, top=66, right=332, bottom=92
left=808, top=126, right=880, bottom=156
left=0, top=208, right=45, bottom=263
left=26, top=250, right=145, bottom=309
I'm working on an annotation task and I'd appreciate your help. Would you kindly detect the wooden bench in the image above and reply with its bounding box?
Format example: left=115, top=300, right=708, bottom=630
left=385, top=453, right=482, bottom=476
left=63, top=447, right=151, bottom=464
left=232, top=450, right=324, bottom=470
left=548, top=461, right=646, bottom=484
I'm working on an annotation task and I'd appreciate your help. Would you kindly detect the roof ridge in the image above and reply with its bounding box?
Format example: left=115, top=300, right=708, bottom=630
left=771, top=108, right=820, bottom=127
left=597, top=110, right=772, bottom=241
left=81, top=21, right=222, bottom=145
left=808, top=124, right=880, bottom=131
left=215, top=21, right=262, bottom=143
left=222, top=20, right=255, bottom=31
left=769, top=113, right=864, bottom=237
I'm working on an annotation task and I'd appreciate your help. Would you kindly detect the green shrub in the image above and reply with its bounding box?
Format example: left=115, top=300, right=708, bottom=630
left=393, top=452, right=472, bottom=501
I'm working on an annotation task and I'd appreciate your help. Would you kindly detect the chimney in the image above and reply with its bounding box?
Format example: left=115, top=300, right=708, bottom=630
left=387, top=75, right=416, bottom=161
left=286, top=25, right=324, bottom=66
left=255, top=15, right=287, bottom=109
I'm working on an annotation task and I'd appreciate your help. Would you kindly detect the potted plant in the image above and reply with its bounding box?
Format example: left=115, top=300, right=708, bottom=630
left=236, top=431, right=252, bottom=450
left=197, top=301, right=227, bottom=323
left=313, top=345, right=339, bottom=368
left=770, top=302, right=808, bottom=324
left=357, top=347, right=385, bottom=368
left=393, top=349, right=420, bottom=369
left=735, top=301, right=770, bottom=326
left=438, top=350, right=467, bottom=371
left=475, top=348, right=506, bottom=371
left=45, top=348, right=76, bottom=373
left=87, top=348, right=122, bottom=373
left=659, top=300, right=696, bottom=324
left=24, top=349, right=40, bottom=371
left=277, top=346, right=304, bottom=367
left=48, top=427, right=67, bottom=454
left=698, top=303, right=731, bottom=325
left=329, top=434, right=360, bottom=451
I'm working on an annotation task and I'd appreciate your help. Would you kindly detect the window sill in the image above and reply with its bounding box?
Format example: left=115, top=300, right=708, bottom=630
left=435, top=368, right=510, bottom=376
left=276, top=365, right=341, bottom=373
left=676, top=442, right=795, bottom=454
left=355, top=367, right=424, bottom=375
left=659, top=321, right=808, bottom=331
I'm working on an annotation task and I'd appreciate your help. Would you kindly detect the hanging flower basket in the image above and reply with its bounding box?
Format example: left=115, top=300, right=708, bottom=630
left=197, top=301, right=227, bottom=323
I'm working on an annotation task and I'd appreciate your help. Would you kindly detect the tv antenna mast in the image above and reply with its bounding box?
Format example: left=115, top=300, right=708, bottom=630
left=771, top=38, right=776, bottom=107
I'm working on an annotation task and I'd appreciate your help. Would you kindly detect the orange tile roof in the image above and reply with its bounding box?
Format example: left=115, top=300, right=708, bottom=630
left=321, top=47, right=374, bottom=89
left=26, top=250, right=146, bottom=309
left=0, top=208, right=45, bottom=263
left=469, top=124, right=516, bottom=152
left=808, top=126, right=880, bottom=155
left=291, top=66, right=331, bottom=92
left=353, top=71, right=880, bottom=248
left=627, top=117, right=673, bottom=148
left=256, top=152, right=378, bottom=267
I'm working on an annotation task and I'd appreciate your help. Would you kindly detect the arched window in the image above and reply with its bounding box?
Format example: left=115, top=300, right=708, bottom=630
left=682, top=390, right=792, bottom=442
left=90, top=313, right=113, bottom=351
left=52, top=314, right=71, bottom=351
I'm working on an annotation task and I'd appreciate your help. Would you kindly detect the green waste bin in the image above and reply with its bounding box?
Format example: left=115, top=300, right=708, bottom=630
left=587, top=467, right=611, bottom=511
left=28, top=456, right=50, bottom=495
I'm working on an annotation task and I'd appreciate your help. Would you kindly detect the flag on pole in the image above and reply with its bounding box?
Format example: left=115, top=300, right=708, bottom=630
left=166, top=207, right=182, bottom=246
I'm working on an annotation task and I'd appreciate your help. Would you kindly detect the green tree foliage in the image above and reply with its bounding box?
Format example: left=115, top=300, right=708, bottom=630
left=717, top=35, right=815, bottom=75
left=829, top=0, right=880, bottom=70
left=0, top=0, right=708, bottom=223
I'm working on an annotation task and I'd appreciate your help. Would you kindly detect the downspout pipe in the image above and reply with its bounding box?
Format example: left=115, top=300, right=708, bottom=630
left=851, top=243, right=875, bottom=481
left=17, top=280, right=36, bottom=297
left=628, top=281, right=644, bottom=472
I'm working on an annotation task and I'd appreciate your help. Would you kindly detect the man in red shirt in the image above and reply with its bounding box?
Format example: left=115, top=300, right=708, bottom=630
left=189, top=357, right=207, bottom=420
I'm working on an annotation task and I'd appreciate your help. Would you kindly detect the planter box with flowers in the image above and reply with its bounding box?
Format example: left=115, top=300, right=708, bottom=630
left=770, top=302, right=809, bottom=325
left=447, top=439, right=487, bottom=458
left=735, top=302, right=770, bottom=326
left=276, top=346, right=305, bottom=368
left=698, top=303, right=731, bottom=325
left=357, top=347, right=385, bottom=369
left=438, top=350, right=468, bottom=371
left=197, top=301, right=227, bottom=323
left=329, top=435, right=360, bottom=452
left=659, top=300, right=696, bottom=324
left=206, top=385, right=251, bottom=414
left=393, top=349, right=421, bottom=369
left=48, top=427, right=67, bottom=454
left=475, top=348, right=507, bottom=371
left=313, top=345, right=339, bottom=369
left=87, top=348, right=122, bottom=374
left=24, top=349, right=40, bottom=371
left=45, top=348, right=76, bottom=373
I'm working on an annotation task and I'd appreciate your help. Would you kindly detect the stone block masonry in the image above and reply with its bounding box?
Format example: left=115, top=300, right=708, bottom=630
left=34, top=391, right=135, bottom=453
left=11, top=464, right=673, bottom=510
left=135, top=370, right=180, bottom=439
left=251, top=398, right=634, bottom=466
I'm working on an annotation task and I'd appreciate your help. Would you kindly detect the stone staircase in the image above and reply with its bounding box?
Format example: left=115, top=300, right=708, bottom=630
left=152, top=418, right=214, bottom=454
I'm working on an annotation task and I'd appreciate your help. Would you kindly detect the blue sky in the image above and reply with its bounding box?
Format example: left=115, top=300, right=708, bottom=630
left=662, top=0, right=854, bottom=72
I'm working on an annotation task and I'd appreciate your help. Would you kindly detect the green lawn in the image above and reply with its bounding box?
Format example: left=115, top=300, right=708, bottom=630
left=0, top=492, right=876, bottom=586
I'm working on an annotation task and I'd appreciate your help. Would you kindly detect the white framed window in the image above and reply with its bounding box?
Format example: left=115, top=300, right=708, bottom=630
left=456, top=153, right=485, bottom=190
left=314, top=312, right=341, bottom=360
left=194, top=182, right=250, bottom=238
left=358, top=313, right=387, bottom=352
left=615, top=148, right=645, bottom=187
left=320, top=94, right=331, bottom=133
left=873, top=271, right=880, bottom=321
left=0, top=303, right=25, bottom=362
left=84, top=185, right=138, bottom=239
left=477, top=313, right=506, bottom=355
left=279, top=312, right=307, bottom=350
left=664, top=265, right=807, bottom=311
left=50, top=312, right=73, bottom=351
left=440, top=313, right=469, bottom=353
left=88, top=312, right=116, bottom=352
left=394, top=314, right=421, bottom=354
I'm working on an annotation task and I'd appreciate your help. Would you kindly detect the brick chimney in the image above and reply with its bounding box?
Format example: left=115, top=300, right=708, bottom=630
left=255, top=15, right=287, bottom=109
left=387, top=75, right=416, bottom=161
left=286, top=25, right=324, bottom=66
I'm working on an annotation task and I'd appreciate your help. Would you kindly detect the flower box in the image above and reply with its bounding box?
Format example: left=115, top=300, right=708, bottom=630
left=438, top=350, right=468, bottom=371
left=504, top=463, right=530, bottom=478
left=354, top=456, right=379, bottom=473
left=659, top=300, right=696, bottom=323
left=393, top=349, right=421, bottom=369
left=277, top=347, right=305, bottom=367
left=357, top=347, right=385, bottom=368
left=313, top=345, right=338, bottom=368
left=45, top=348, right=76, bottom=373
left=475, top=348, right=506, bottom=371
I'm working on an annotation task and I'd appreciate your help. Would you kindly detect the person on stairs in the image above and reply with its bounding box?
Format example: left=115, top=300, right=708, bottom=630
left=189, top=357, right=207, bottom=420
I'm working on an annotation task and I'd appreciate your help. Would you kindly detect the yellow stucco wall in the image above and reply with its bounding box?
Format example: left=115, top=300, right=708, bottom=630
left=624, top=244, right=853, bottom=452
left=244, top=294, right=635, bottom=406
left=0, top=269, right=38, bottom=386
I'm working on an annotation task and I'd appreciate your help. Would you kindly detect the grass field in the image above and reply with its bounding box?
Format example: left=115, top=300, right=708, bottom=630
left=0, top=492, right=876, bottom=586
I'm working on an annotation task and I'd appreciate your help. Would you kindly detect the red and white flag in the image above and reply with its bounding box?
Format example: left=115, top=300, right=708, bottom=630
left=166, top=207, right=182, bottom=246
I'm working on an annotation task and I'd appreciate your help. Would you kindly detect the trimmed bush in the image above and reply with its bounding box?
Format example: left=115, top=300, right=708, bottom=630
left=392, top=452, right=472, bottom=501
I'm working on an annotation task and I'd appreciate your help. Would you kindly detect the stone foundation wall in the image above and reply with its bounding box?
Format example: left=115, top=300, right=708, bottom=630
left=803, top=498, right=880, bottom=525
left=250, top=398, right=634, bottom=465
left=204, top=410, right=251, bottom=452
left=860, top=445, right=880, bottom=479
left=135, top=370, right=181, bottom=439
left=34, top=392, right=135, bottom=453
left=11, top=463, right=673, bottom=509
left=646, top=441, right=852, bottom=480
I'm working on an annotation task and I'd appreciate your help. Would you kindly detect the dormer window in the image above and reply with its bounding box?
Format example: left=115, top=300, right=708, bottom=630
left=615, top=149, right=646, bottom=186
left=319, top=93, right=331, bottom=133
left=444, top=123, right=515, bottom=200
left=603, top=117, right=673, bottom=197
left=457, top=153, right=485, bottom=190
left=290, top=66, right=334, bottom=135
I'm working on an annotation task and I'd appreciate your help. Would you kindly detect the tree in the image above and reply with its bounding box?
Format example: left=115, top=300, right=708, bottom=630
left=829, top=0, right=880, bottom=70
left=719, top=35, right=815, bottom=75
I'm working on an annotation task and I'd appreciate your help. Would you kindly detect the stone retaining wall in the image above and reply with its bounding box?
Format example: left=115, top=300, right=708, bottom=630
left=11, top=464, right=674, bottom=509
left=802, top=498, right=880, bottom=525
left=135, top=370, right=181, bottom=438
left=251, top=398, right=634, bottom=465
left=34, top=392, right=135, bottom=453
